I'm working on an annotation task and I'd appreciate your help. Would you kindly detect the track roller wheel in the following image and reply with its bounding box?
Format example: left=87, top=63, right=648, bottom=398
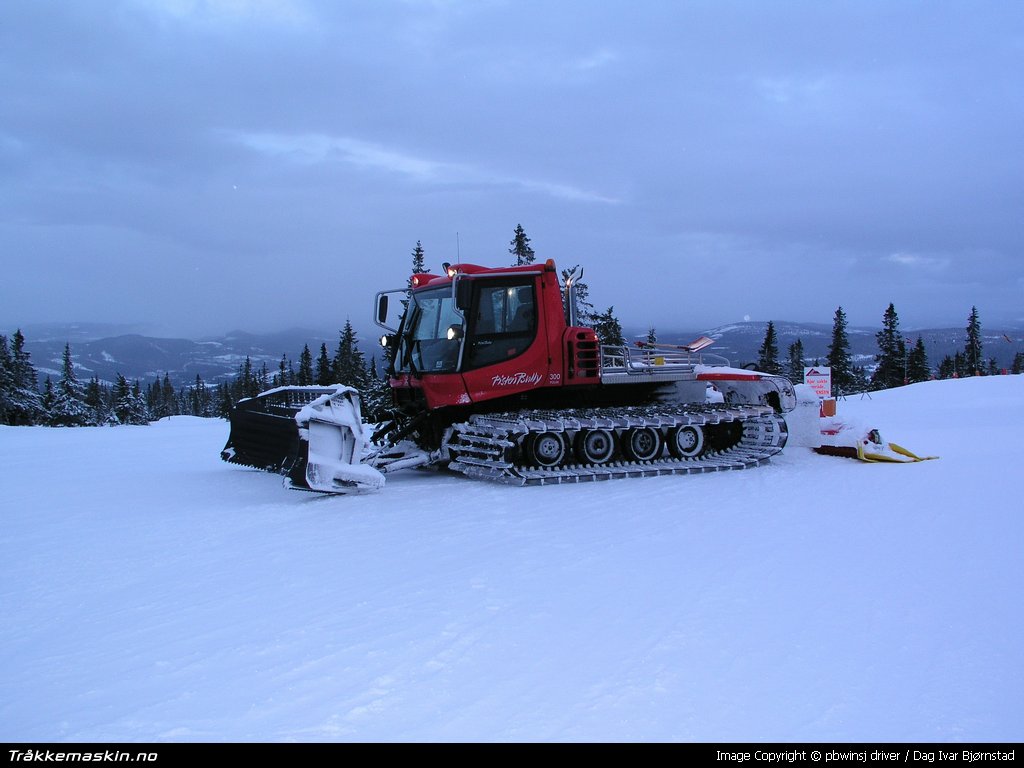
left=525, top=431, right=568, bottom=468
left=668, top=425, right=704, bottom=458
left=623, top=427, right=663, bottom=462
left=574, top=428, right=617, bottom=465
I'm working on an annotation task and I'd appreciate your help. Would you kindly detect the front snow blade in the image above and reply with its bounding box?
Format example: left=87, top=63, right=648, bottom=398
left=221, top=385, right=385, bottom=494
left=297, top=389, right=385, bottom=494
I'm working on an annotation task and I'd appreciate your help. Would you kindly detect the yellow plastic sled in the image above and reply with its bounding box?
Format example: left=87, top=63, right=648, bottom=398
left=816, top=426, right=939, bottom=463
left=856, top=431, right=938, bottom=463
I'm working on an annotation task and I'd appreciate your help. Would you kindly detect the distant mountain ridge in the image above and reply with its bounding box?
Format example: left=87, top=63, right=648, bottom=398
left=9, top=320, right=1023, bottom=388
left=13, top=326, right=339, bottom=388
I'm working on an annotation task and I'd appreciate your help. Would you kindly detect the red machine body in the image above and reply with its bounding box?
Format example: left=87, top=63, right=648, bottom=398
left=384, top=259, right=602, bottom=415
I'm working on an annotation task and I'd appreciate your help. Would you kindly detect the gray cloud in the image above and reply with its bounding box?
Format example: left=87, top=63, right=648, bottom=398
left=2, top=0, right=1023, bottom=339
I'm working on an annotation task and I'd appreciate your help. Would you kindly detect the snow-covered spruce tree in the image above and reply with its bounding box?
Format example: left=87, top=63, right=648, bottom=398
left=756, top=321, right=782, bottom=375
left=297, top=344, right=314, bottom=386
left=907, top=336, right=931, bottom=383
left=112, top=374, right=148, bottom=425
left=964, top=306, right=983, bottom=376
left=332, top=320, right=368, bottom=390
left=785, top=338, right=805, bottom=383
left=8, top=329, right=44, bottom=425
left=361, top=356, right=392, bottom=425
left=826, top=307, right=856, bottom=396
left=869, top=303, right=907, bottom=390
left=0, top=334, right=13, bottom=425
left=145, top=373, right=176, bottom=421
left=509, top=224, right=535, bottom=266
left=1012, top=351, right=1024, bottom=375
left=646, top=327, right=658, bottom=345
left=41, top=377, right=54, bottom=418
left=591, top=306, right=624, bottom=347
left=49, top=343, right=90, bottom=426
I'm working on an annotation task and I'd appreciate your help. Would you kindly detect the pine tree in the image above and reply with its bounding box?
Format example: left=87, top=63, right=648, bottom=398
left=84, top=376, right=108, bottom=425
left=0, top=335, right=13, bottom=425
left=145, top=373, right=176, bottom=421
left=907, top=336, right=930, bottom=383
left=869, top=303, right=907, bottom=390
left=216, top=382, right=234, bottom=418
left=332, top=320, right=368, bottom=389
left=964, top=306, right=983, bottom=376
left=785, top=338, right=805, bottom=383
left=646, top=327, right=658, bottom=346
left=41, top=376, right=55, bottom=419
left=315, top=343, right=333, bottom=386
left=161, top=374, right=176, bottom=418
left=361, top=357, right=392, bottom=424
left=132, top=379, right=148, bottom=420
left=236, top=356, right=259, bottom=399
left=591, top=306, right=624, bottom=347
left=275, top=354, right=289, bottom=387
left=112, top=374, right=148, bottom=425
left=49, top=343, right=90, bottom=426
left=826, top=307, right=856, bottom=396
left=756, top=321, right=782, bottom=375
left=145, top=380, right=159, bottom=418
left=410, top=240, right=426, bottom=285
left=8, top=329, right=44, bottom=424
left=297, top=344, right=314, bottom=386
left=1012, top=351, right=1024, bottom=375
left=509, top=224, right=535, bottom=266
left=851, top=365, right=870, bottom=392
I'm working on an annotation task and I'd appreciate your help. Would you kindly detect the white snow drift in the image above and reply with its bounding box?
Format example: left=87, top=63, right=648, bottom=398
left=1, top=375, right=1021, bottom=742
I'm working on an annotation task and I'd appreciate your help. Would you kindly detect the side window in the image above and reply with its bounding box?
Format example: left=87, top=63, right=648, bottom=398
left=465, top=281, right=537, bottom=369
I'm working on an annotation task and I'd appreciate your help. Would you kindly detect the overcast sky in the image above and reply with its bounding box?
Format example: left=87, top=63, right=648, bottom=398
left=2, top=0, right=1022, bottom=338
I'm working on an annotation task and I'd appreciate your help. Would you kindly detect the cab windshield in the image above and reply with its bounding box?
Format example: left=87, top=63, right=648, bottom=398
left=397, top=286, right=463, bottom=374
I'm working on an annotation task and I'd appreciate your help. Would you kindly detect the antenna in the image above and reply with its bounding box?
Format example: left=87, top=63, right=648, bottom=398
left=456, top=231, right=461, bottom=262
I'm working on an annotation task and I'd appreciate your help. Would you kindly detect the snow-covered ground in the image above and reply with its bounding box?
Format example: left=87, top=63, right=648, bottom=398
left=2, top=376, right=1021, bottom=743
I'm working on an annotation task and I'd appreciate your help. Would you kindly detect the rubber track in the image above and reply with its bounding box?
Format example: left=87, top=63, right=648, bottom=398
left=445, top=403, right=787, bottom=486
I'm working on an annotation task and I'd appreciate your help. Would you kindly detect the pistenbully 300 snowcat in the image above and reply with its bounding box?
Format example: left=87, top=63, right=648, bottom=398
left=221, top=260, right=795, bottom=494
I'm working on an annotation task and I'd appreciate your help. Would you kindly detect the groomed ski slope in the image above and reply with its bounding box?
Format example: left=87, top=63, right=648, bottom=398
left=1, top=375, right=1021, bottom=742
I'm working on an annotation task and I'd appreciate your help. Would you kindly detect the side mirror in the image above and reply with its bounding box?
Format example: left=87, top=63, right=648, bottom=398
left=376, top=294, right=389, bottom=325
left=455, top=278, right=473, bottom=311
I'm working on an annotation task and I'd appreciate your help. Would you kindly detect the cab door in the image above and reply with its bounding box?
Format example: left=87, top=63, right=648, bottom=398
left=460, top=276, right=551, bottom=403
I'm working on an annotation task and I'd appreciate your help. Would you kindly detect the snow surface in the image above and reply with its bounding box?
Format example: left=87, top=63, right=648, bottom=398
left=1, top=376, right=1022, bottom=743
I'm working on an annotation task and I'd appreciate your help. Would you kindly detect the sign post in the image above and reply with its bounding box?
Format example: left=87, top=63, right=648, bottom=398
left=803, top=367, right=832, bottom=398
left=804, top=367, right=834, bottom=416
